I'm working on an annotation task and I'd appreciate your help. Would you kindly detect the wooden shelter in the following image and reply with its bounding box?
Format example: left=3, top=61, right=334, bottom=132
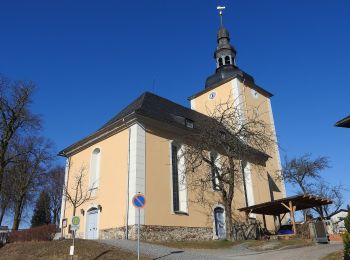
left=238, top=194, right=333, bottom=234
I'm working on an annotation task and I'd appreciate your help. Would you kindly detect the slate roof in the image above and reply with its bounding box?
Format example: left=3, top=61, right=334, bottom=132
left=99, top=91, right=209, bottom=132
left=59, top=92, right=270, bottom=163
left=189, top=66, right=273, bottom=101
left=335, top=115, right=350, bottom=128
left=59, top=92, right=212, bottom=156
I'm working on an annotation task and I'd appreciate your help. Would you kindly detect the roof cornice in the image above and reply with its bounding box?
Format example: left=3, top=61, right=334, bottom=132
left=58, top=113, right=137, bottom=157
left=188, top=75, right=273, bottom=101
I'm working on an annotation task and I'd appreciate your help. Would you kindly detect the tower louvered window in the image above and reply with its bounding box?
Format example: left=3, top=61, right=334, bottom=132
left=225, top=56, right=231, bottom=65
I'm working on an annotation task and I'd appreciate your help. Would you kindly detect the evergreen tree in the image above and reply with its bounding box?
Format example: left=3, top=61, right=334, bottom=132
left=31, top=191, right=51, bottom=227
left=344, top=205, right=350, bottom=259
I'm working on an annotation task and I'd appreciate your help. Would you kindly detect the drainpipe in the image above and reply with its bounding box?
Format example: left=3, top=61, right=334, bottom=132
left=125, top=124, right=131, bottom=240
left=60, top=156, right=71, bottom=238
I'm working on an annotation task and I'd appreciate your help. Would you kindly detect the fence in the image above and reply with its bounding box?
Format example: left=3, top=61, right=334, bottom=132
left=0, top=224, right=57, bottom=245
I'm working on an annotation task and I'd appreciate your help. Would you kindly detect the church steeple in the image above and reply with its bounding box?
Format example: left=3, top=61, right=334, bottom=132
left=215, top=6, right=237, bottom=69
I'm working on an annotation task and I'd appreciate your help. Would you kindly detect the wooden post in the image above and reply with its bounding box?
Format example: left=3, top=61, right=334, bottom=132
left=263, top=214, right=267, bottom=229
left=289, top=201, right=296, bottom=235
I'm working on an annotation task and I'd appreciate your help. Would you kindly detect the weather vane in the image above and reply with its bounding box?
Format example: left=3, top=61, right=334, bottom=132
left=217, top=6, right=226, bottom=26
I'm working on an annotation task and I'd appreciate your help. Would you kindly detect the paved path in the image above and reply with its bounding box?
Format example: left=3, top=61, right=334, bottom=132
left=98, top=239, right=215, bottom=259
left=98, top=240, right=343, bottom=260
left=213, top=242, right=343, bottom=260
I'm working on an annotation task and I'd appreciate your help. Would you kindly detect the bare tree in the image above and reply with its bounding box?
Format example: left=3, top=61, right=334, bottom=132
left=0, top=76, right=41, bottom=194
left=8, top=136, right=52, bottom=230
left=182, top=97, right=275, bottom=240
left=311, top=181, right=346, bottom=218
left=63, top=164, right=94, bottom=217
left=47, top=166, right=65, bottom=226
left=282, top=154, right=331, bottom=220
left=282, top=154, right=330, bottom=194
left=0, top=171, right=12, bottom=225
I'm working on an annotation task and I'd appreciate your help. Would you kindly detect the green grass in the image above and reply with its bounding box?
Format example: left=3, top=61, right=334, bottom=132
left=0, top=239, right=151, bottom=260
left=245, top=239, right=314, bottom=251
left=322, top=250, right=344, bottom=260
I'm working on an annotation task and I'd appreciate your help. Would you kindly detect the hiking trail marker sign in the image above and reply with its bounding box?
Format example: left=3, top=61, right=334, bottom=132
left=71, top=216, right=80, bottom=231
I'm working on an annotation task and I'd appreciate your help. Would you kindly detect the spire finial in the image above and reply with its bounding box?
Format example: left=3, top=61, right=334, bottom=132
left=217, top=6, right=226, bottom=26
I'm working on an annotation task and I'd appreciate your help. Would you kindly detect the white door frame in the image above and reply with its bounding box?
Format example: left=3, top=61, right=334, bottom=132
left=212, top=204, right=226, bottom=239
left=84, top=206, right=100, bottom=239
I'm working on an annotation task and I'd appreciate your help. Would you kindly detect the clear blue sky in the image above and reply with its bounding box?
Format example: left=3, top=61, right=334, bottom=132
left=1, top=0, right=349, bottom=214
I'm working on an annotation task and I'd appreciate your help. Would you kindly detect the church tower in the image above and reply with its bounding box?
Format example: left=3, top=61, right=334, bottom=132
left=188, top=7, right=286, bottom=202
left=189, top=6, right=272, bottom=115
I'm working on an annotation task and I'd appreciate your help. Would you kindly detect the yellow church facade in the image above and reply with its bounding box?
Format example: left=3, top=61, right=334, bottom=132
left=59, top=21, right=286, bottom=240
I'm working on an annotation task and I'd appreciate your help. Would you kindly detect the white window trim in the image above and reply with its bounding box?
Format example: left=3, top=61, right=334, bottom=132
left=242, top=161, right=256, bottom=218
left=169, top=141, right=188, bottom=215
left=210, top=151, right=222, bottom=192
left=84, top=204, right=100, bottom=239
left=89, top=147, right=101, bottom=191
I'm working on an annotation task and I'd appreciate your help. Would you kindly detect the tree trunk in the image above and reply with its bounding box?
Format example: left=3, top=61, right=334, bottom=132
left=0, top=208, right=6, bottom=225
left=53, top=209, right=57, bottom=226
left=225, top=202, right=233, bottom=240
left=0, top=162, right=5, bottom=195
left=12, top=201, right=23, bottom=230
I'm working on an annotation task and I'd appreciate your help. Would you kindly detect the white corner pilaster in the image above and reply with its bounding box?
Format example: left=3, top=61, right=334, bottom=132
left=59, top=158, right=70, bottom=228
left=190, top=99, right=196, bottom=110
left=231, top=78, right=246, bottom=126
left=128, top=123, right=146, bottom=225
left=267, top=99, right=287, bottom=198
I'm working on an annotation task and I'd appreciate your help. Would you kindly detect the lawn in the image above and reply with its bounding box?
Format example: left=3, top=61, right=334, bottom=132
left=244, top=238, right=314, bottom=251
left=0, top=239, right=151, bottom=260
left=145, top=238, right=314, bottom=251
left=145, top=239, right=238, bottom=249
left=322, top=250, right=344, bottom=260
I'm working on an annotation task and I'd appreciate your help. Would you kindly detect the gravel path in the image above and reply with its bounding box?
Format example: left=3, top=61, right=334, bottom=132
left=97, top=239, right=343, bottom=260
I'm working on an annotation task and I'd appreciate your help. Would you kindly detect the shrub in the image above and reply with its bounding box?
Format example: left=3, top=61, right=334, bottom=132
left=344, top=232, right=350, bottom=258
left=8, top=224, right=57, bottom=242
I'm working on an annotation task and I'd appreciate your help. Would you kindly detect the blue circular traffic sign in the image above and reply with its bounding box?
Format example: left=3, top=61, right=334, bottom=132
left=132, top=194, right=146, bottom=208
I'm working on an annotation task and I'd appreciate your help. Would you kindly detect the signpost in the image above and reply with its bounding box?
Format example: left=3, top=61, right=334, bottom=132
left=132, top=193, right=146, bottom=260
left=70, top=216, right=80, bottom=259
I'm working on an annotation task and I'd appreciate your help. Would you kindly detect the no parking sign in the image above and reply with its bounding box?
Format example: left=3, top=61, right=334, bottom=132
left=132, top=193, right=146, bottom=208
left=132, top=193, right=146, bottom=260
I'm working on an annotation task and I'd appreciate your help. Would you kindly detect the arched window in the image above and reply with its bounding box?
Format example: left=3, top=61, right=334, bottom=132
left=218, top=58, right=223, bottom=67
left=171, top=142, right=188, bottom=213
left=90, top=148, right=101, bottom=189
left=210, top=152, right=221, bottom=191
left=225, top=56, right=231, bottom=65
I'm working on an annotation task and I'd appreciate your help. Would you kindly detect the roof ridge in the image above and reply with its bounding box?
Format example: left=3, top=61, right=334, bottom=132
left=141, top=91, right=193, bottom=113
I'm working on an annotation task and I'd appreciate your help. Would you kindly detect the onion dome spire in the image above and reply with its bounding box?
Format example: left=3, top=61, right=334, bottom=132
left=215, top=6, right=237, bottom=69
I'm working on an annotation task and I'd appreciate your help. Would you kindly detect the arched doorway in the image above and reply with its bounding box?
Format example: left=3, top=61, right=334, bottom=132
left=86, top=207, right=98, bottom=239
left=214, top=207, right=226, bottom=239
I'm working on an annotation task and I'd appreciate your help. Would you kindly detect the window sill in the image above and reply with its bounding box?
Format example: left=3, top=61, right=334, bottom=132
left=173, top=211, right=189, bottom=216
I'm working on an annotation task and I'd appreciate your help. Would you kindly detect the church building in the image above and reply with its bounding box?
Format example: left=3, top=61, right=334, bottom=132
left=59, top=11, right=286, bottom=240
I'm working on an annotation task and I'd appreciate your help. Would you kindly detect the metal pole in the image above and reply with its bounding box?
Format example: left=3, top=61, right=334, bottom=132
left=71, top=230, right=75, bottom=260
left=137, top=207, right=140, bottom=260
